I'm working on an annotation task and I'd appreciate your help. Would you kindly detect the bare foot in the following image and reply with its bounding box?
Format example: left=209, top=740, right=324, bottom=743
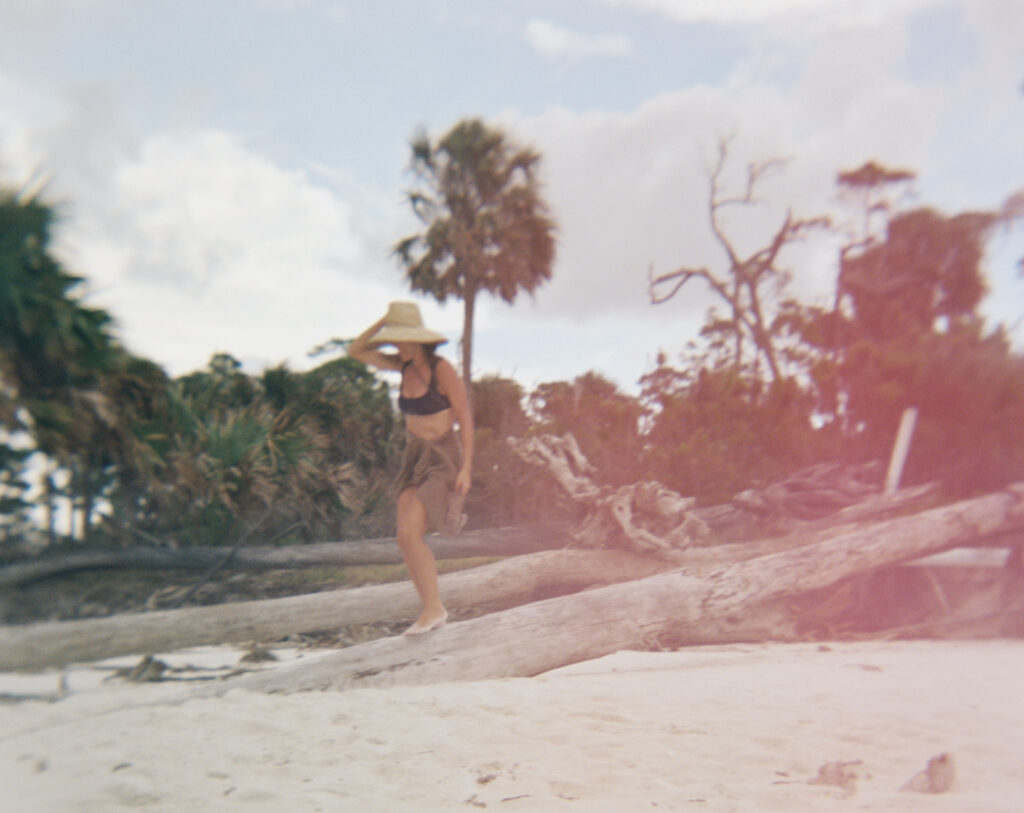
left=403, top=609, right=449, bottom=636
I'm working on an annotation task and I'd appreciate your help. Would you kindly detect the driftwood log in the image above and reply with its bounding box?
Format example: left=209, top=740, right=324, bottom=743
left=0, top=523, right=570, bottom=588
left=0, top=549, right=668, bottom=672
left=4, top=474, right=1016, bottom=673
left=507, top=434, right=711, bottom=552
left=8, top=495, right=1012, bottom=672
left=0, top=499, right=957, bottom=672
left=731, top=460, right=882, bottom=520
left=181, top=483, right=1024, bottom=695
left=506, top=435, right=935, bottom=549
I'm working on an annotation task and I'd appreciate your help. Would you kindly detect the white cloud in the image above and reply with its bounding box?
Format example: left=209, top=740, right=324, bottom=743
left=488, top=87, right=825, bottom=383
left=0, top=81, right=40, bottom=183
left=257, top=0, right=317, bottom=12
left=2, top=0, right=1019, bottom=393
left=258, top=0, right=347, bottom=21
left=524, top=20, right=632, bottom=59
left=51, top=128, right=404, bottom=375
left=483, top=2, right=1015, bottom=384
left=590, top=0, right=928, bottom=26
left=0, top=71, right=485, bottom=379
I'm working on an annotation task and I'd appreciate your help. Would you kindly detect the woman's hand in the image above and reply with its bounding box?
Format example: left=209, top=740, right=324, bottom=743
left=348, top=315, right=399, bottom=370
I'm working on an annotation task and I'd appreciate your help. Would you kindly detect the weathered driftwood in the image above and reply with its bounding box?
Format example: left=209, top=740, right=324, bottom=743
left=732, top=460, right=883, bottom=520
left=787, top=560, right=1024, bottom=641
left=507, top=434, right=710, bottom=552
left=0, top=549, right=667, bottom=672
left=183, top=483, right=1024, bottom=695
left=693, top=480, right=946, bottom=545
left=506, top=435, right=932, bottom=551
left=0, top=510, right=955, bottom=672
left=1, top=510, right=909, bottom=672
left=0, top=523, right=570, bottom=588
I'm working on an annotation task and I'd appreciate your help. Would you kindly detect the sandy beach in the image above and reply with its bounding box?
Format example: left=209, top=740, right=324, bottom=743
left=2, top=638, right=1022, bottom=812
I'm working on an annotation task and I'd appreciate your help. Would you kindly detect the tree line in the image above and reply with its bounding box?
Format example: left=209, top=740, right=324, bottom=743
left=2, top=120, right=1023, bottom=557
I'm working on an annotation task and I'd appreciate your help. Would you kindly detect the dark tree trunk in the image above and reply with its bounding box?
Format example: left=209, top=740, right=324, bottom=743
left=0, top=523, right=572, bottom=588
left=461, top=284, right=476, bottom=407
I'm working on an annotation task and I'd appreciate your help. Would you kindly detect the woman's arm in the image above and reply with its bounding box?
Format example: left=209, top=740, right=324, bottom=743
left=436, top=358, right=474, bottom=494
left=348, top=316, right=401, bottom=371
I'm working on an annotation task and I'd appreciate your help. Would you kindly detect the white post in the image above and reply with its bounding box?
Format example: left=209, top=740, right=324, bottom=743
left=884, top=407, right=918, bottom=495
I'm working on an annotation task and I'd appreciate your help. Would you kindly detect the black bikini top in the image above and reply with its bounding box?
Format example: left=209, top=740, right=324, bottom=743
left=398, top=358, right=452, bottom=416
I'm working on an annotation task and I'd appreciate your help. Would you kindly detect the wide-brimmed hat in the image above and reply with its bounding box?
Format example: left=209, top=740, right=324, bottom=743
left=367, top=301, right=448, bottom=347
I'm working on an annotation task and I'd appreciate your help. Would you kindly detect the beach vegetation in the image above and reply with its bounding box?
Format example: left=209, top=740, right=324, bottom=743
left=1, top=154, right=1022, bottom=558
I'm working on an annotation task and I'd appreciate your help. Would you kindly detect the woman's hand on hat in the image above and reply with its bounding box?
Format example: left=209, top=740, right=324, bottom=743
left=349, top=314, right=397, bottom=369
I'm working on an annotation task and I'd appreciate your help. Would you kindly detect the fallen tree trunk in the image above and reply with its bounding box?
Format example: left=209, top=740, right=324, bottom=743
left=0, top=523, right=570, bottom=588
left=191, top=483, right=1024, bottom=695
left=0, top=549, right=667, bottom=672
left=0, top=516, right=908, bottom=672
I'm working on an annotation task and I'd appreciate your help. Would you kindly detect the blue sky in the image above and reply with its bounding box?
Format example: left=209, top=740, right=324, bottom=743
left=1, top=0, right=1022, bottom=394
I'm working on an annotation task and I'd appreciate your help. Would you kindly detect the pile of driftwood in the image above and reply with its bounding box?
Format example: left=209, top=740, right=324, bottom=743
left=1, top=434, right=1022, bottom=696
left=506, top=434, right=904, bottom=550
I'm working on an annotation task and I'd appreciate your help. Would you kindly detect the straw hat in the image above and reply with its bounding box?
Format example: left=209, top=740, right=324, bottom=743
left=368, top=301, right=448, bottom=347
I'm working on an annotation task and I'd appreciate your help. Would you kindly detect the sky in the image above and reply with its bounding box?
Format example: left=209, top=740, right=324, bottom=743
left=1, top=0, right=1022, bottom=396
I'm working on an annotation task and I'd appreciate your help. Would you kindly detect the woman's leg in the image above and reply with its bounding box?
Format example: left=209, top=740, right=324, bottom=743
left=396, top=486, right=448, bottom=635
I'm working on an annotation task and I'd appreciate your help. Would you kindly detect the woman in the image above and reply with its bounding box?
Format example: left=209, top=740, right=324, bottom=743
left=349, top=302, right=473, bottom=635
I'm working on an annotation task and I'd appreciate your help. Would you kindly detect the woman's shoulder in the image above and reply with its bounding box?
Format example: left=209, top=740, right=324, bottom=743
left=431, top=355, right=459, bottom=386
left=432, top=355, right=457, bottom=376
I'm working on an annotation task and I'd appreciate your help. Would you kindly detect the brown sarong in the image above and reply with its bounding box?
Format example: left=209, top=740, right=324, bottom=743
left=393, top=429, right=462, bottom=533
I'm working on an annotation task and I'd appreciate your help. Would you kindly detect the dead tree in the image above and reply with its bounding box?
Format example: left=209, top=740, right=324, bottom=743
left=648, top=135, right=829, bottom=381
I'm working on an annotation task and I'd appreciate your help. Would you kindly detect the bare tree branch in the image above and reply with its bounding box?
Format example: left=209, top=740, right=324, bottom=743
left=648, top=136, right=828, bottom=381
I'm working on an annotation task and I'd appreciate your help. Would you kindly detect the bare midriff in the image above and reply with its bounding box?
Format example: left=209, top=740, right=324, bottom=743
left=405, top=408, right=455, bottom=442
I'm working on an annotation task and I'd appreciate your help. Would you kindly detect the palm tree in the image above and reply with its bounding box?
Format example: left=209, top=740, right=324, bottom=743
left=394, top=118, right=558, bottom=398
left=0, top=189, right=122, bottom=543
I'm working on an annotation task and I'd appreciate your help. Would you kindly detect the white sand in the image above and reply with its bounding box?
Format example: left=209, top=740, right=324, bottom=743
left=2, top=639, right=1022, bottom=812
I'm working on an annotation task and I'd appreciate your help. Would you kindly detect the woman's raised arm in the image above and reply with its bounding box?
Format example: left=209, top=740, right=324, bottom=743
left=348, top=316, right=401, bottom=371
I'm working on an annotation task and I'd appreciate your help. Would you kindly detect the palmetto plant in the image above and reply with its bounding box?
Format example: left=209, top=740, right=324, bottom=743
left=120, top=353, right=402, bottom=547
